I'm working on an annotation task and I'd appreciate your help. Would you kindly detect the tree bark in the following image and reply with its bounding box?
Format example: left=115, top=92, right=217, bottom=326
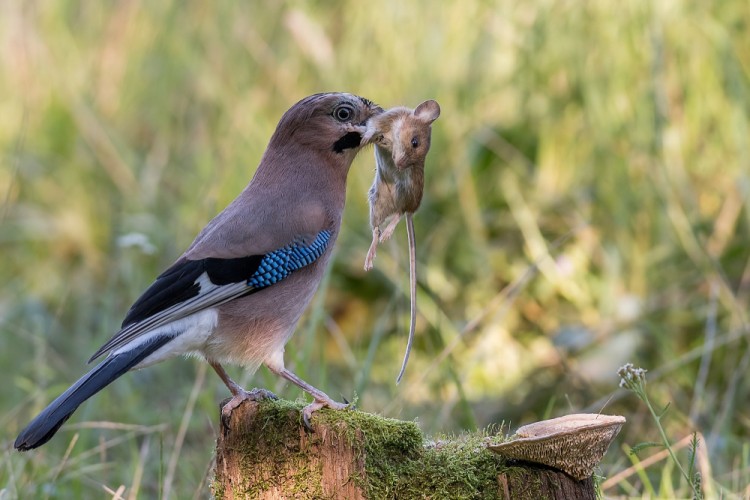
left=213, top=399, right=602, bottom=499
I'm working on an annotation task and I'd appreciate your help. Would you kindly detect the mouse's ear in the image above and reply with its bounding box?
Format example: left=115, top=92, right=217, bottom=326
left=414, top=100, right=441, bottom=124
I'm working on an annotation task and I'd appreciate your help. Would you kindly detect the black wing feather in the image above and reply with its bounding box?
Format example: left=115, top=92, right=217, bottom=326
left=204, top=255, right=265, bottom=286
left=122, top=259, right=203, bottom=327
left=122, top=255, right=265, bottom=328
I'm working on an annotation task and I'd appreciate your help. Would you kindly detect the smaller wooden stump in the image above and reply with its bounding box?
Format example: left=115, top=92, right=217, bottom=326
left=214, top=400, right=617, bottom=499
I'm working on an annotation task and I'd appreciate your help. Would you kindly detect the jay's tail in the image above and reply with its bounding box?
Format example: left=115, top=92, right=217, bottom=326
left=14, top=336, right=171, bottom=451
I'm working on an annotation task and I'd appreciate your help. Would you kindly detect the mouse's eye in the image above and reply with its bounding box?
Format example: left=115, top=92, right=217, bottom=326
left=333, top=104, right=354, bottom=122
left=411, top=137, right=419, bottom=148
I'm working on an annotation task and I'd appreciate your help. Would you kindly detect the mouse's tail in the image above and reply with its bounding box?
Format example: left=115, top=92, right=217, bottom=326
left=396, top=213, right=417, bottom=384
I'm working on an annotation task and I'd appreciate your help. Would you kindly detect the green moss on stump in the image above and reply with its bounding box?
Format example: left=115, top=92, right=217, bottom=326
left=317, top=407, right=510, bottom=499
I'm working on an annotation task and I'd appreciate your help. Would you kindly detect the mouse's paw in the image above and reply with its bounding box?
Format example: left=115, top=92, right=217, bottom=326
left=343, top=122, right=364, bottom=132
left=360, top=127, right=381, bottom=146
left=364, top=232, right=380, bottom=271
left=364, top=250, right=375, bottom=271
left=379, top=215, right=402, bottom=242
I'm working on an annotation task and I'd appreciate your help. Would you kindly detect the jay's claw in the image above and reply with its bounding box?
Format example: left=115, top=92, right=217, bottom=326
left=220, top=388, right=278, bottom=429
left=301, top=398, right=351, bottom=432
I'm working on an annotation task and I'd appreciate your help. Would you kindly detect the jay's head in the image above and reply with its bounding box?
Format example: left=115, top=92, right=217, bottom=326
left=269, top=93, right=383, bottom=162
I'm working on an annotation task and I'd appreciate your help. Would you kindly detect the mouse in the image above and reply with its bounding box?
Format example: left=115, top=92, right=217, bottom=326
left=354, top=99, right=440, bottom=383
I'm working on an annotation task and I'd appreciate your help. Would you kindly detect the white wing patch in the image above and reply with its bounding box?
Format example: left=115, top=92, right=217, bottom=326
left=114, top=308, right=219, bottom=369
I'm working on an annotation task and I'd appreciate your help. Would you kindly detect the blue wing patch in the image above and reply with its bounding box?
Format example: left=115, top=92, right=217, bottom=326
left=248, top=230, right=332, bottom=288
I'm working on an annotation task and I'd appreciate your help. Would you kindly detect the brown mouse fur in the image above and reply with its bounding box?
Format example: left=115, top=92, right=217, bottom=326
left=362, top=99, right=440, bottom=265
left=358, top=99, right=440, bottom=383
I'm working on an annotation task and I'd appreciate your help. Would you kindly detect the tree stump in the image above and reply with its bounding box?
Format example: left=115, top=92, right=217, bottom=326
left=213, top=399, right=622, bottom=499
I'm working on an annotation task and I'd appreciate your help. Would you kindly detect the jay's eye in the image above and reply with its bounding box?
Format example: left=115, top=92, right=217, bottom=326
left=333, top=105, right=354, bottom=122
left=411, top=137, right=419, bottom=148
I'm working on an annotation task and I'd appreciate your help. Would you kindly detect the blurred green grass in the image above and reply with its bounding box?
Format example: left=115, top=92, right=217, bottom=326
left=1, top=0, right=749, bottom=497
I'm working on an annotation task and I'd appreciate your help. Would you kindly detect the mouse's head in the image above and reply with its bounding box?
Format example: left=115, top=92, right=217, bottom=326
left=368, top=100, right=440, bottom=171
left=391, top=99, right=440, bottom=170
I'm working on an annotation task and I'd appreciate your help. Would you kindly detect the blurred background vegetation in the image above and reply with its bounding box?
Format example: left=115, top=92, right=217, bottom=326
left=1, top=0, right=749, bottom=498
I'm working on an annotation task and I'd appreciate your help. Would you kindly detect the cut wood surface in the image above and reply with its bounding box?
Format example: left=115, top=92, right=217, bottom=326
left=214, top=399, right=621, bottom=499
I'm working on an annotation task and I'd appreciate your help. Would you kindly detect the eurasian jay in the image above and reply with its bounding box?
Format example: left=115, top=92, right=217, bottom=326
left=15, top=92, right=383, bottom=451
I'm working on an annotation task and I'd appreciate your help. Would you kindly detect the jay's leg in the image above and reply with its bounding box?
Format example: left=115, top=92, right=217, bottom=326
left=209, top=360, right=277, bottom=426
left=266, top=364, right=349, bottom=430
